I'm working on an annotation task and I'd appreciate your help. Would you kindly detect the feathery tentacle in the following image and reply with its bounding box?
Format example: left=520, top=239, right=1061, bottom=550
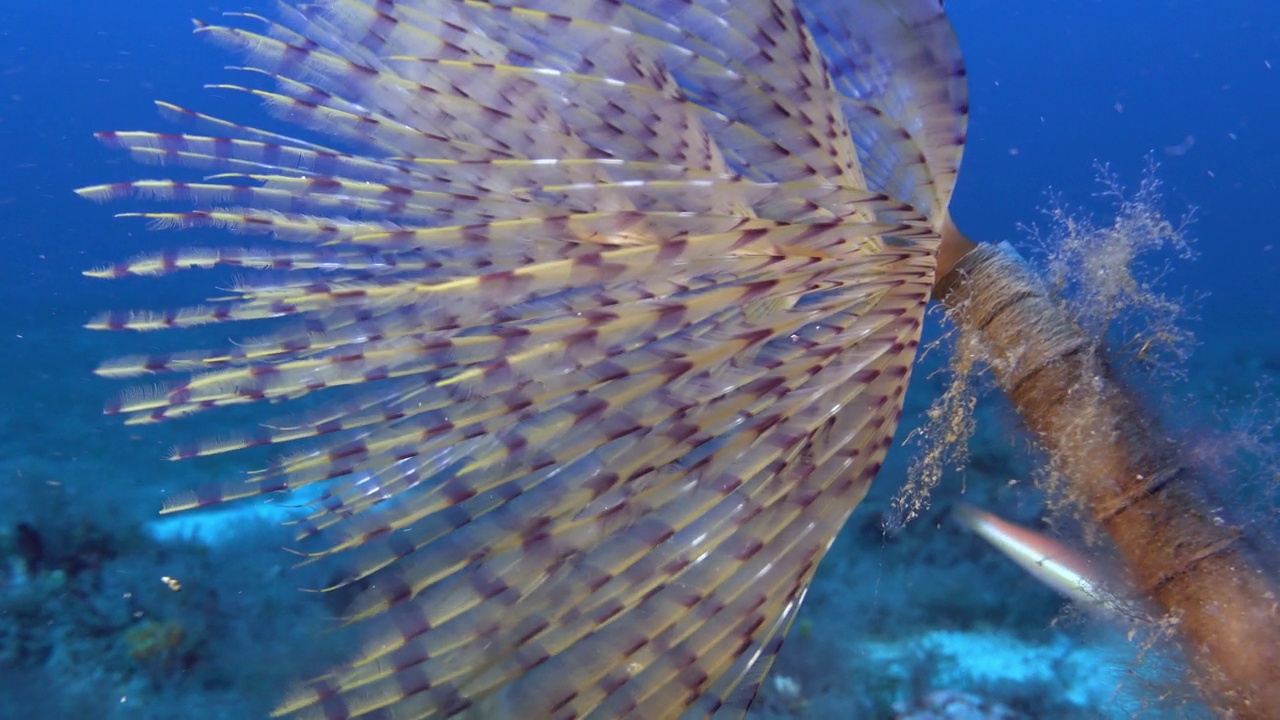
left=85, top=1, right=966, bottom=717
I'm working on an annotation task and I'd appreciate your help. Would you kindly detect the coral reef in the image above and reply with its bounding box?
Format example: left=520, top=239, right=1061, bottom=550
left=0, top=498, right=337, bottom=719
left=893, top=690, right=1019, bottom=720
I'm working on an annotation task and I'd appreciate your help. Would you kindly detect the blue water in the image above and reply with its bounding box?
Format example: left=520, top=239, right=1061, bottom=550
left=0, top=1, right=1276, bottom=718
left=953, top=0, right=1280, bottom=329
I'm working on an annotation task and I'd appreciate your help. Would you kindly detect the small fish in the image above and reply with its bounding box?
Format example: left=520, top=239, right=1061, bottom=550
left=82, top=1, right=967, bottom=718
left=952, top=502, right=1138, bottom=619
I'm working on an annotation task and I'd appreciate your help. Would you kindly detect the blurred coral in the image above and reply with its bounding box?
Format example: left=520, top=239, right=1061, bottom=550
left=893, top=690, right=1021, bottom=720
left=124, top=619, right=189, bottom=676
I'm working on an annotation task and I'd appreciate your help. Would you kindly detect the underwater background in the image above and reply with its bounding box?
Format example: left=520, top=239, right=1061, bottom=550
left=0, top=1, right=1277, bottom=718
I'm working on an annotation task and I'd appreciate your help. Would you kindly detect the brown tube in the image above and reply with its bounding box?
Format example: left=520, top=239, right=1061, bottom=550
left=934, top=242, right=1280, bottom=719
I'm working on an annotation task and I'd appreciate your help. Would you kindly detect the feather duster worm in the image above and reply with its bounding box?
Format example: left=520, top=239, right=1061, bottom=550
left=81, top=1, right=967, bottom=717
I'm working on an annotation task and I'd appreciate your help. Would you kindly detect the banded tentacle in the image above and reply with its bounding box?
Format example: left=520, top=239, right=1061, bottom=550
left=84, top=1, right=967, bottom=718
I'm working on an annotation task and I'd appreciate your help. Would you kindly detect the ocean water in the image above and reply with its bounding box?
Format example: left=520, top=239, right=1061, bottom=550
left=0, top=1, right=1276, bottom=718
